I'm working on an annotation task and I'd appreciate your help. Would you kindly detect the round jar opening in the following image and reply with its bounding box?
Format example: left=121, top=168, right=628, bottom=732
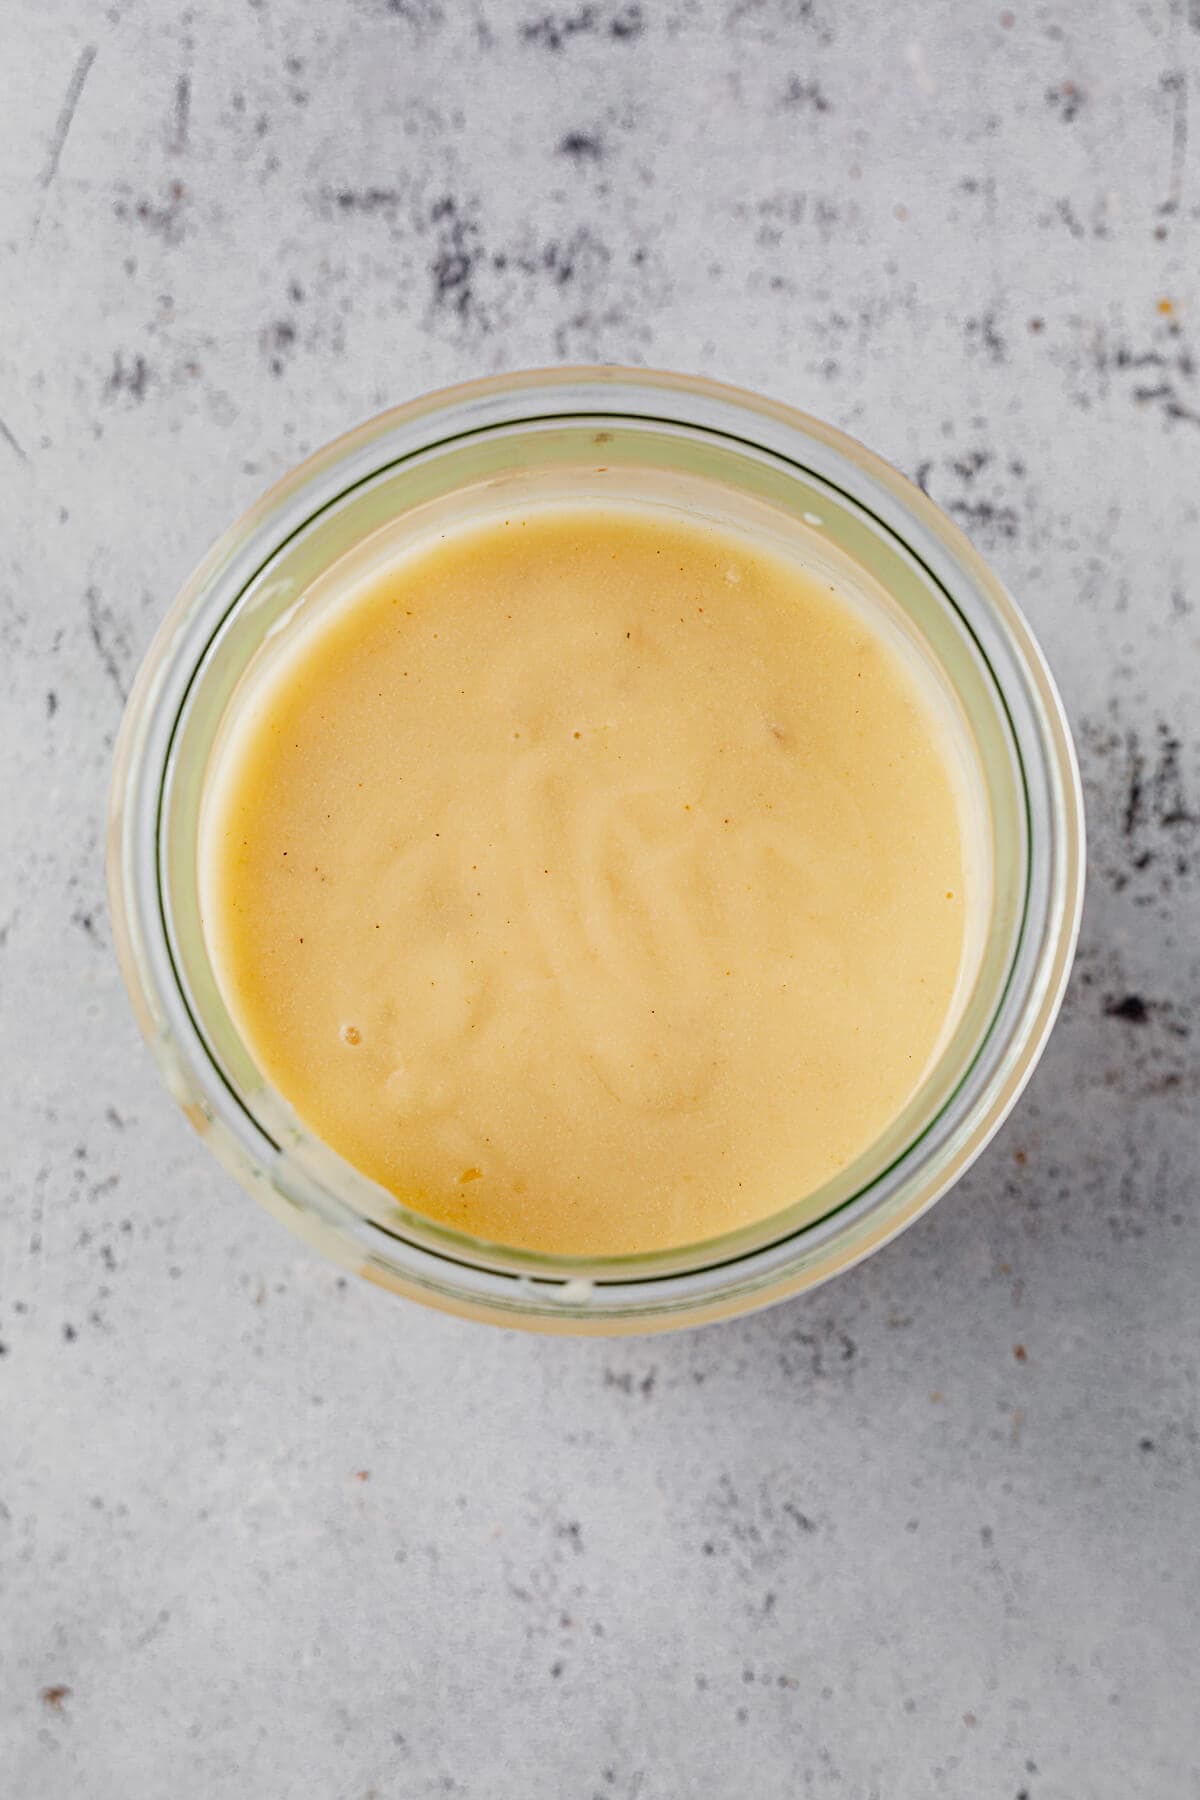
left=108, top=370, right=1081, bottom=1330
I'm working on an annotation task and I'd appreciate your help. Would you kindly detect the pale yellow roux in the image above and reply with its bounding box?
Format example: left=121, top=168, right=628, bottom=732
left=202, top=507, right=975, bottom=1256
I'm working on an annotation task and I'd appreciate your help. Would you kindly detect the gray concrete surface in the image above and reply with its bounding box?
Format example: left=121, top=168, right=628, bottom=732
left=2, top=2, right=1198, bottom=1795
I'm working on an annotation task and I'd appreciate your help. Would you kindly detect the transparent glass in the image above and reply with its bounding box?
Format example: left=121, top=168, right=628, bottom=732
left=107, top=368, right=1084, bottom=1334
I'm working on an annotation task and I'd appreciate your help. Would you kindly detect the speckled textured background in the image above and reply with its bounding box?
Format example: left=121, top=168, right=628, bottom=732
left=2, top=3, right=1198, bottom=1795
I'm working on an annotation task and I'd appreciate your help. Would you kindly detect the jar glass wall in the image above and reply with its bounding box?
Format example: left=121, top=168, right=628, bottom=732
left=107, top=368, right=1084, bottom=1334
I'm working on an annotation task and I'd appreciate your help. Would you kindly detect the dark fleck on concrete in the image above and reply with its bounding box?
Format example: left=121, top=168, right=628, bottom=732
left=952, top=449, right=991, bottom=482
left=540, top=227, right=611, bottom=286
left=1086, top=322, right=1199, bottom=427
left=1046, top=81, right=1084, bottom=122
left=521, top=5, right=643, bottom=49
left=114, top=182, right=188, bottom=244
left=428, top=195, right=486, bottom=324
left=1083, top=714, right=1197, bottom=898
left=608, top=5, right=642, bottom=36
left=603, top=1365, right=656, bottom=1396
left=558, top=131, right=604, bottom=160
left=522, top=5, right=597, bottom=47
left=40, top=1685, right=71, bottom=1710
left=71, top=909, right=103, bottom=948
left=1105, top=994, right=1150, bottom=1025
left=780, top=75, right=830, bottom=111
left=385, top=0, right=446, bottom=27
left=329, top=186, right=403, bottom=215
left=964, top=311, right=1007, bottom=364
left=947, top=497, right=1020, bottom=541
left=1151, top=727, right=1198, bottom=829
left=261, top=318, right=298, bottom=377
left=778, top=1317, right=857, bottom=1379
left=106, top=352, right=151, bottom=403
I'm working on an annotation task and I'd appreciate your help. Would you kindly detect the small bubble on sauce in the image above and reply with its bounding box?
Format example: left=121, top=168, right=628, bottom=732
left=725, top=565, right=742, bottom=585
left=341, top=1024, right=362, bottom=1046
left=802, top=511, right=825, bottom=527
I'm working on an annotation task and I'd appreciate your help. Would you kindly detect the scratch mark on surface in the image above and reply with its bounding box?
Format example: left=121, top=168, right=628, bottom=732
left=170, top=73, right=191, bottom=154
left=1161, top=67, right=1189, bottom=213
left=0, top=415, right=28, bottom=463
left=85, top=585, right=130, bottom=704
left=32, top=44, right=96, bottom=243
left=39, top=45, right=97, bottom=192
left=29, top=1166, right=48, bottom=1257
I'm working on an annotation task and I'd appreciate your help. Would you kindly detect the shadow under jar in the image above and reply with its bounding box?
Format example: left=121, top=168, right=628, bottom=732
left=107, top=368, right=1084, bottom=1334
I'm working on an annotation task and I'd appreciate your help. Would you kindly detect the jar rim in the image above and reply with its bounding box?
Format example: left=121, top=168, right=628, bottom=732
left=107, top=366, right=1085, bottom=1333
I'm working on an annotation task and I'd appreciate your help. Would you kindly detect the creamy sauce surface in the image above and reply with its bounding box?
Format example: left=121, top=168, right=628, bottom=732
left=203, top=507, right=973, bottom=1255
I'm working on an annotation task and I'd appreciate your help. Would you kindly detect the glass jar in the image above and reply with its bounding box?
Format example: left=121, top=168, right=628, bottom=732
left=106, top=368, right=1084, bottom=1334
